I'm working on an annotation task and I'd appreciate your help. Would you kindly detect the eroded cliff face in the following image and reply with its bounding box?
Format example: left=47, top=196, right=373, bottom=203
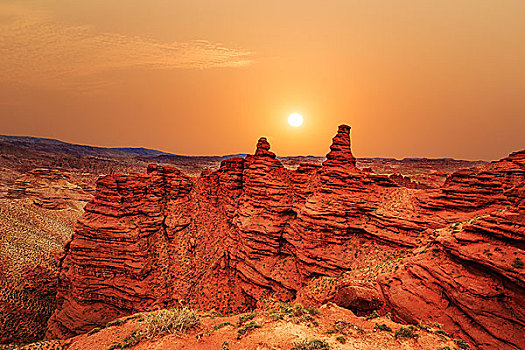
left=380, top=152, right=525, bottom=350
left=47, top=126, right=525, bottom=350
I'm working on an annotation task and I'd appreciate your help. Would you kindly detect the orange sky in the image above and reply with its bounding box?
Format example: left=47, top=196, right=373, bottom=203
left=1, top=0, right=524, bottom=160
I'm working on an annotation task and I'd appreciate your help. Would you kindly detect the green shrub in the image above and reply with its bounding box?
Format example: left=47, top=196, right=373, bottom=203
left=237, top=313, right=256, bottom=325
left=433, top=329, right=449, bottom=337
left=141, top=307, right=199, bottom=339
left=298, top=315, right=314, bottom=323
left=395, top=326, right=418, bottom=339
left=107, top=318, right=125, bottom=327
left=375, top=323, right=392, bottom=332
left=221, top=341, right=230, bottom=350
left=427, top=321, right=443, bottom=329
left=237, top=321, right=261, bottom=339
left=108, top=342, right=122, bottom=350
left=270, top=312, right=285, bottom=321
left=214, top=321, right=231, bottom=330
left=454, top=339, right=470, bottom=349
left=336, top=335, right=346, bottom=344
left=121, top=330, right=141, bottom=348
left=304, top=306, right=321, bottom=316
left=417, top=321, right=430, bottom=332
left=365, top=310, right=379, bottom=320
left=290, top=339, right=330, bottom=350
left=280, top=303, right=320, bottom=317
left=87, top=327, right=102, bottom=335
left=512, top=258, right=524, bottom=269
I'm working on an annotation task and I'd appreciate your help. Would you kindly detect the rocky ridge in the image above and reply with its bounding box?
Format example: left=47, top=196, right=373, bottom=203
left=46, top=125, right=524, bottom=350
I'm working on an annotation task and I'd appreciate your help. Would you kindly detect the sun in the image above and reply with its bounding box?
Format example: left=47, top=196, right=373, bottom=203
left=288, top=113, right=304, bottom=127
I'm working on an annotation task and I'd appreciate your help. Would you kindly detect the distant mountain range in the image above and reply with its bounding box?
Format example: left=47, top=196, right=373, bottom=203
left=0, top=135, right=486, bottom=163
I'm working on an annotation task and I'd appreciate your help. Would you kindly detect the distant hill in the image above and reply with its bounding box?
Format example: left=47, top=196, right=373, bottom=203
left=113, top=147, right=174, bottom=157
left=0, top=135, right=172, bottom=158
left=0, top=134, right=486, bottom=180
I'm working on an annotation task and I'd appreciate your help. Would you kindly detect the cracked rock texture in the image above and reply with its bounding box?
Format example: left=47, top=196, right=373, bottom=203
left=46, top=126, right=525, bottom=350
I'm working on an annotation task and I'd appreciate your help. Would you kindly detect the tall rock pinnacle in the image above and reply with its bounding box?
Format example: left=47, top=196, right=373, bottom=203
left=323, top=124, right=357, bottom=168
left=254, top=137, right=276, bottom=158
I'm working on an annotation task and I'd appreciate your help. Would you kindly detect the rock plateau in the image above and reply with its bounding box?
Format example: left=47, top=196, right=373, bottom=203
left=45, top=126, right=524, bottom=350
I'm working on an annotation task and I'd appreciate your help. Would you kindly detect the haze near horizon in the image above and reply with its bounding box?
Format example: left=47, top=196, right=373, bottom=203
left=1, top=0, right=524, bottom=160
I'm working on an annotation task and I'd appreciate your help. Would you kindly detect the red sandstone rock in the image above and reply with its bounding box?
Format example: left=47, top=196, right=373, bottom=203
left=323, top=124, right=356, bottom=169
left=46, top=125, right=525, bottom=350
left=389, top=173, right=430, bottom=189
left=379, top=154, right=525, bottom=350
left=6, top=168, right=91, bottom=210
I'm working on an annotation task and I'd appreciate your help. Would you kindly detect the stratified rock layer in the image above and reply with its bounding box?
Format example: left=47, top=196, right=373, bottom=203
left=47, top=125, right=525, bottom=350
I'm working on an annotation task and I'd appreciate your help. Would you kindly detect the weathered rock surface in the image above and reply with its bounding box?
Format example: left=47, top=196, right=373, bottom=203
left=0, top=198, right=80, bottom=344
left=380, top=151, right=525, bottom=350
left=46, top=125, right=525, bottom=350
left=6, top=169, right=91, bottom=210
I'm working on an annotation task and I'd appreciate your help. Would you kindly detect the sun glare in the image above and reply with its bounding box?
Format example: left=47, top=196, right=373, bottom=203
left=288, top=113, right=304, bottom=127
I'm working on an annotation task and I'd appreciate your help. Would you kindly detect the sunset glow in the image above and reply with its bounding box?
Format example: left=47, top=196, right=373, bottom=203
left=0, top=1, right=524, bottom=159
left=288, top=113, right=304, bottom=128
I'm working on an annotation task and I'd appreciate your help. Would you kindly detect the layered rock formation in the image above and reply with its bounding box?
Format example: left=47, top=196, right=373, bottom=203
left=379, top=151, right=525, bottom=349
left=47, top=125, right=525, bottom=350
left=6, top=168, right=92, bottom=210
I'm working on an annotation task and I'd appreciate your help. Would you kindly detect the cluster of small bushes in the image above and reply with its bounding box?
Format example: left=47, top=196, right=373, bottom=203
left=234, top=312, right=262, bottom=339
left=213, top=321, right=231, bottom=331
left=269, top=302, right=320, bottom=325
left=374, top=323, right=392, bottom=332
left=140, top=307, right=199, bottom=339
left=326, top=319, right=363, bottom=336
left=394, top=326, right=419, bottom=339
left=417, top=320, right=470, bottom=349
left=236, top=320, right=262, bottom=339
left=100, top=307, right=200, bottom=349
left=290, top=339, right=330, bottom=350
left=364, top=310, right=379, bottom=320
left=512, top=257, right=524, bottom=269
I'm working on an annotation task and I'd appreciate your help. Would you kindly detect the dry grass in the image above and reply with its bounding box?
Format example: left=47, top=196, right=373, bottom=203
left=0, top=199, right=80, bottom=344
left=139, top=307, right=200, bottom=340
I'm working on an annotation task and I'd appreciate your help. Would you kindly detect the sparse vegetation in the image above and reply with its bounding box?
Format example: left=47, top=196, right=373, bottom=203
left=329, top=319, right=365, bottom=335
left=121, top=330, right=141, bottom=348
left=280, top=303, right=320, bottom=317
left=335, top=335, right=346, bottom=344
left=394, top=326, right=419, bottom=339
left=103, top=308, right=200, bottom=349
left=270, top=312, right=285, bottom=321
left=449, top=222, right=460, bottom=229
left=237, top=320, right=261, bottom=339
left=454, top=339, right=470, bottom=349
left=297, top=314, right=316, bottom=324
left=417, top=321, right=430, bottom=332
left=213, top=321, right=231, bottom=330
left=237, top=312, right=256, bottom=325
left=87, top=327, right=102, bottom=335
left=365, top=310, right=379, bottom=320
left=375, top=323, right=393, bottom=332
left=512, top=257, right=524, bottom=269
left=433, top=329, right=449, bottom=337
left=428, top=321, right=443, bottom=329
left=107, top=318, right=125, bottom=327
left=268, top=302, right=321, bottom=325
left=290, top=339, right=330, bottom=350
left=140, top=307, right=200, bottom=340
left=108, top=342, right=122, bottom=350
